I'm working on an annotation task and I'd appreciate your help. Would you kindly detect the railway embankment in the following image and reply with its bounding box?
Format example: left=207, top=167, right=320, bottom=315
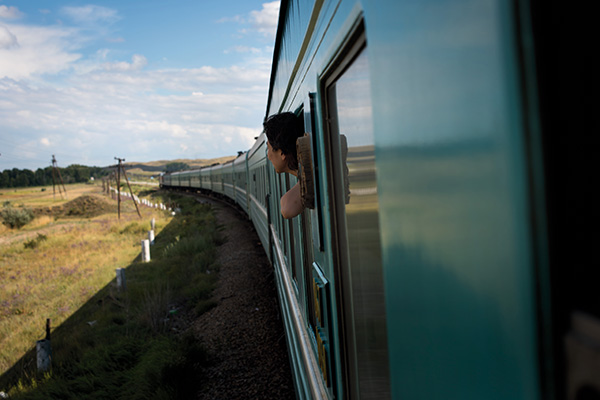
left=192, top=197, right=295, bottom=400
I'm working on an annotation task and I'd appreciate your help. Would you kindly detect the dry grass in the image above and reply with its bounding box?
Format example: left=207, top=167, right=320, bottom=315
left=0, top=189, right=220, bottom=399
left=0, top=184, right=97, bottom=208
left=0, top=184, right=174, bottom=376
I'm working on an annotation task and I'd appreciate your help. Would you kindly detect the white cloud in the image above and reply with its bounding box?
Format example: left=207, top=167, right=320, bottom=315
left=219, top=1, right=279, bottom=39
left=0, top=23, right=81, bottom=79
left=133, top=120, right=188, bottom=138
left=0, top=5, right=23, bottom=19
left=0, top=25, right=18, bottom=49
left=103, top=54, right=147, bottom=71
left=216, top=15, right=244, bottom=24
left=0, top=3, right=277, bottom=169
left=249, top=1, right=279, bottom=38
left=61, top=5, right=120, bottom=25
left=0, top=59, right=268, bottom=147
left=224, top=45, right=262, bottom=54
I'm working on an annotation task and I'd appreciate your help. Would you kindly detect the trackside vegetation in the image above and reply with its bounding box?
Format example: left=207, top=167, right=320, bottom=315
left=0, top=189, right=222, bottom=399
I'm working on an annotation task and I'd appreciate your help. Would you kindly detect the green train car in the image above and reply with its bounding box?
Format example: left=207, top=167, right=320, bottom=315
left=160, top=0, right=597, bottom=398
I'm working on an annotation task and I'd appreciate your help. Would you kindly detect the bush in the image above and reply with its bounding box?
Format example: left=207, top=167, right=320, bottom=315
left=1, top=206, right=35, bottom=229
left=24, top=233, right=48, bottom=249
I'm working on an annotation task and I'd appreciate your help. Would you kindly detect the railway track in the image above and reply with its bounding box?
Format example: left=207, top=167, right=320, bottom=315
left=185, top=192, right=295, bottom=399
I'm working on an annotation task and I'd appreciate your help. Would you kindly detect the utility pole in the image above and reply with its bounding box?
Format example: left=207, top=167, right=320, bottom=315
left=114, top=157, right=141, bottom=219
left=51, top=155, right=67, bottom=200
left=115, top=158, right=123, bottom=219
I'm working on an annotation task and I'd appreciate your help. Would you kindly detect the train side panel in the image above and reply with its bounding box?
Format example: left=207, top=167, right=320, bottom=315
left=157, top=1, right=593, bottom=398
left=207, top=165, right=222, bottom=195
left=171, top=171, right=182, bottom=188
left=222, top=161, right=235, bottom=200
left=265, top=0, right=558, bottom=398
left=233, top=153, right=249, bottom=213
left=362, top=2, right=545, bottom=398
left=247, top=133, right=270, bottom=257
left=189, top=169, right=201, bottom=189
left=200, top=166, right=211, bottom=191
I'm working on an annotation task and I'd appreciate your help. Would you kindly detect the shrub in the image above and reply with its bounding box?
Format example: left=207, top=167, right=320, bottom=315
left=24, top=233, right=48, bottom=249
left=1, top=206, right=35, bottom=229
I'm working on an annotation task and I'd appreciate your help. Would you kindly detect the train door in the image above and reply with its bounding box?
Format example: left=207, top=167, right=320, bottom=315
left=322, top=31, right=391, bottom=399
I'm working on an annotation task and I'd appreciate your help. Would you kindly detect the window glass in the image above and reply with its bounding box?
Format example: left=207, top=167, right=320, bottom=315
left=328, top=47, right=390, bottom=399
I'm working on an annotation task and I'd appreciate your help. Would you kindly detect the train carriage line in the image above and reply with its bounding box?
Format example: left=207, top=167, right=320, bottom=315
left=160, top=0, right=597, bottom=398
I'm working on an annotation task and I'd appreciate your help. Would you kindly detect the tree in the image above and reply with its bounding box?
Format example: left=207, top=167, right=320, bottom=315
left=0, top=164, right=109, bottom=188
left=0, top=170, right=9, bottom=188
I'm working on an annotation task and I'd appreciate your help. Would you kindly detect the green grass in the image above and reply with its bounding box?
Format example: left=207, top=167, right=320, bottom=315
left=0, top=192, right=221, bottom=399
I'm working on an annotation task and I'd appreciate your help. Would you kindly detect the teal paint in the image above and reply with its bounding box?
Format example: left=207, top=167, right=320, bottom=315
left=364, top=0, right=541, bottom=398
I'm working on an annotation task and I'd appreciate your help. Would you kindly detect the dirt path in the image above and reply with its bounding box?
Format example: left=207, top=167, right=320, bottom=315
left=193, top=199, right=296, bottom=400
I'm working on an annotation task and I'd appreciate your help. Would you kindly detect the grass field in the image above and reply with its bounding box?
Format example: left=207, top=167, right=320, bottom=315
left=0, top=183, right=98, bottom=208
left=0, top=184, right=220, bottom=398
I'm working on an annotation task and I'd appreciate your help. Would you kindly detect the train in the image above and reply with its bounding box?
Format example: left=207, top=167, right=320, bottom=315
left=160, top=0, right=597, bottom=399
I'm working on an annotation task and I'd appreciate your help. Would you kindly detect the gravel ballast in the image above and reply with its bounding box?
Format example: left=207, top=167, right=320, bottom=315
left=192, top=198, right=296, bottom=400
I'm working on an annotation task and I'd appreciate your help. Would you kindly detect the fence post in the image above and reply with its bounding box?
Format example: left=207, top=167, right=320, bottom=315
left=116, top=268, right=126, bottom=291
left=141, top=239, right=151, bottom=262
left=148, top=230, right=155, bottom=245
left=151, top=218, right=156, bottom=231
left=36, top=319, right=52, bottom=372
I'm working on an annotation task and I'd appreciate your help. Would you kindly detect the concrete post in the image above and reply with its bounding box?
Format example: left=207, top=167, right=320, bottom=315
left=151, top=218, right=156, bottom=231
left=36, top=339, right=52, bottom=372
left=148, top=230, right=155, bottom=245
left=141, top=239, right=151, bottom=262
left=116, top=268, right=126, bottom=290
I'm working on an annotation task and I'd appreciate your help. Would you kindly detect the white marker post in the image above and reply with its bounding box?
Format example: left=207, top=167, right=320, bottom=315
left=116, top=268, right=126, bottom=291
left=141, top=239, right=151, bottom=262
left=36, top=319, right=52, bottom=372
left=148, top=230, right=155, bottom=245
left=36, top=340, right=52, bottom=372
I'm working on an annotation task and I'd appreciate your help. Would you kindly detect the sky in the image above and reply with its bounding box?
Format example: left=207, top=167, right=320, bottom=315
left=0, top=0, right=280, bottom=171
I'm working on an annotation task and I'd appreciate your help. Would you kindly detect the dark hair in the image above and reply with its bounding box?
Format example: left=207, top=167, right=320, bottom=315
left=263, top=112, right=304, bottom=171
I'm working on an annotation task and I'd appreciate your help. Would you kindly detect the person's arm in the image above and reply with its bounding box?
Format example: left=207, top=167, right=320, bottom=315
left=281, top=182, right=303, bottom=219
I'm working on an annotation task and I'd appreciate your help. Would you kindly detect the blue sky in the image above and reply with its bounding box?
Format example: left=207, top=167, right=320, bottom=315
left=0, top=0, right=279, bottom=170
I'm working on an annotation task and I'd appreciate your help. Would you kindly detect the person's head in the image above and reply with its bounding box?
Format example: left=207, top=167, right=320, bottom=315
left=263, top=112, right=303, bottom=173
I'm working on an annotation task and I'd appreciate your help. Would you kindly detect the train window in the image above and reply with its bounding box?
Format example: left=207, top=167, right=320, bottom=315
left=324, top=37, right=391, bottom=398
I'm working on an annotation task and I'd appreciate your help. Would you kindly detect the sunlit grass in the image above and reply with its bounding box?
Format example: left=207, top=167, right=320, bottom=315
left=0, top=188, right=220, bottom=399
left=0, top=192, right=172, bottom=375
left=0, top=184, right=97, bottom=208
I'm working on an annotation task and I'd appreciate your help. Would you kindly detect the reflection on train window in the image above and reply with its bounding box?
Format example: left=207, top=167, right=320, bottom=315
left=326, top=46, right=391, bottom=398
